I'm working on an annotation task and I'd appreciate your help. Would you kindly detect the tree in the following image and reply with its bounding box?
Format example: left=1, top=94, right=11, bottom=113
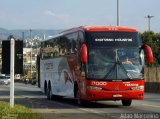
left=141, top=31, right=160, bottom=66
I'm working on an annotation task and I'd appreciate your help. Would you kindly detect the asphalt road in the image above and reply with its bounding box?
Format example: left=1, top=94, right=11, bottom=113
left=0, top=82, right=160, bottom=119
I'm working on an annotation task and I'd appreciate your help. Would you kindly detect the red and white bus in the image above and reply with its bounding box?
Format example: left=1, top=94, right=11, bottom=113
left=40, top=26, right=153, bottom=106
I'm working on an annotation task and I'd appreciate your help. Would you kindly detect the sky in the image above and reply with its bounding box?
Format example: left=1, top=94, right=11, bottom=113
left=0, top=0, right=159, bottom=32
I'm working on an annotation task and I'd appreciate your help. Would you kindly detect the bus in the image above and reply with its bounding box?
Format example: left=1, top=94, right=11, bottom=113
left=40, top=26, right=153, bottom=106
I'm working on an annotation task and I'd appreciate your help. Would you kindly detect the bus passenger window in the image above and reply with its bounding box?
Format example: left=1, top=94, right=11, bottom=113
left=81, top=62, right=86, bottom=77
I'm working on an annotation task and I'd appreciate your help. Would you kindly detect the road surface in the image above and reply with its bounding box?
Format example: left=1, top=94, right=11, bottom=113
left=0, top=83, right=160, bottom=119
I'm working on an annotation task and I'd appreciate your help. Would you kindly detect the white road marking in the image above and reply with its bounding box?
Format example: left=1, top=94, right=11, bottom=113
left=142, top=104, right=160, bottom=108
left=79, top=108, right=106, bottom=115
left=21, top=95, right=46, bottom=98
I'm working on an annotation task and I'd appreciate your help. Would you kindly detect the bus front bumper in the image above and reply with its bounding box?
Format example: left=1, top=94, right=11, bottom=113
left=84, top=90, right=144, bottom=101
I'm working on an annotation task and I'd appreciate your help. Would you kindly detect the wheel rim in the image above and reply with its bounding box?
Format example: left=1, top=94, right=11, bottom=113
left=47, top=87, right=52, bottom=100
left=49, top=88, right=52, bottom=99
left=47, top=88, right=50, bottom=99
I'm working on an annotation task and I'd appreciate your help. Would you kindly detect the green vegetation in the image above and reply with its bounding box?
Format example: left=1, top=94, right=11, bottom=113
left=0, top=101, right=43, bottom=119
left=141, top=31, right=160, bottom=67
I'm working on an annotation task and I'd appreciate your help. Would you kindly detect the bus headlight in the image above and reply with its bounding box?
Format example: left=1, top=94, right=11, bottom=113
left=87, top=86, right=102, bottom=90
left=131, top=86, right=144, bottom=90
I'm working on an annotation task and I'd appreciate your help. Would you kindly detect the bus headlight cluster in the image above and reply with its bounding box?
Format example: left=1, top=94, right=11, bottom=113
left=87, top=86, right=102, bottom=90
left=131, top=86, right=144, bottom=90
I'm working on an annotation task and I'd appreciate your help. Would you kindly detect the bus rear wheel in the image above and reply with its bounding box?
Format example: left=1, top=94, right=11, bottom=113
left=121, top=99, right=132, bottom=106
left=47, top=85, right=53, bottom=100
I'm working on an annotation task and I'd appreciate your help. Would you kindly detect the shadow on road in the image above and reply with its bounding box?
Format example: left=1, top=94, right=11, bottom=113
left=0, top=83, right=122, bottom=110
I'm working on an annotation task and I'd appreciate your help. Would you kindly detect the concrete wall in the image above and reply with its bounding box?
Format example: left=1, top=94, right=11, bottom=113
left=145, top=67, right=160, bottom=93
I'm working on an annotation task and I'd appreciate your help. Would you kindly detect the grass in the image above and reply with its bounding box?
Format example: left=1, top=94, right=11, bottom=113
left=0, top=101, right=43, bottom=119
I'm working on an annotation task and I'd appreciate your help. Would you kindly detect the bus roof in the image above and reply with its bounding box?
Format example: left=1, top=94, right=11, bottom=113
left=61, top=26, right=139, bottom=34
left=41, top=33, right=62, bottom=42
left=42, top=26, right=139, bottom=42
left=83, top=26, right=138, bottom=32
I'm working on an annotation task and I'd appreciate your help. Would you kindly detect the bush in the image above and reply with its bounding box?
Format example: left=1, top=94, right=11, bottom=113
left=0, top=101, right=43, bottom=119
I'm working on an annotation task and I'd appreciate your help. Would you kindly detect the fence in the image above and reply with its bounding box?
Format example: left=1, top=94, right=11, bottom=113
left=145, top=67, right=160, bottom=93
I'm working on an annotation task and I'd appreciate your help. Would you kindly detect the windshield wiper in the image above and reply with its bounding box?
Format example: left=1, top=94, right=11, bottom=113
left=119, top=63, right=132, bottom=79
left=103, top=62, right=117, bottom=79
left=104, top=49, right=132, bottom=80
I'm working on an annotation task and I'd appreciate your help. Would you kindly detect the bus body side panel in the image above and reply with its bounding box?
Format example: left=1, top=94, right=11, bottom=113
left=40, top=57, right=74, bottom=97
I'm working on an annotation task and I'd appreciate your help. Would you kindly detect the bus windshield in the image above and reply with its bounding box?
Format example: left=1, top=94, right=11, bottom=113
left=87, top=48, right=144, bottom=81
left=86, top=31, right=144, bottom=81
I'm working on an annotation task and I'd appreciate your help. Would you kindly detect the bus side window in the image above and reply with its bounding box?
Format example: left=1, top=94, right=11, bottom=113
left=78, top=31, right=84, bottom=50
left=65, top=32, right=78, bottom=54
left=81, top=62, right=86, bottom=76
left=78, top=32, right=87, bottom=76
left=71, top=40, right=77, bottom=53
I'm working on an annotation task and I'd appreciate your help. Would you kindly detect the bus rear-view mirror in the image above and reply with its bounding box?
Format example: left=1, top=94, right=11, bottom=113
left=143, top=44, right=154, bottom=63
left=81, top=44, right=88, bottom=63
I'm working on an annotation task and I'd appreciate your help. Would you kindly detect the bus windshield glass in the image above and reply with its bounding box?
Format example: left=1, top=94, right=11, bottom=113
left=86, top=32, right=144, bottom=81
left=86, top=31, right=142, bottom=48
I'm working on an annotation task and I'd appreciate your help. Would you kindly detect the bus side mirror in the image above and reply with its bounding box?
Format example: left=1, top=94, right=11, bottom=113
left=81, top=44, right=88, bottom=63
left=143, top=44, right=154, bottom=63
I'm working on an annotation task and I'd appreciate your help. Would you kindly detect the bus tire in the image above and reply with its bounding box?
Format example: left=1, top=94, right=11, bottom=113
left=74, top=83, right=78, bottom=98
left=47, top=84, right=53, bottom=100
left=122, top=99, right=132, bottom=106
left=44, top=81, right=47, bottom=94
left=76, top=90, right=86, bottom=106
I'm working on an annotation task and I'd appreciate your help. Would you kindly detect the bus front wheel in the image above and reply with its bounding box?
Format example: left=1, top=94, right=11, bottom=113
left=121, top=99, right=132, bottom=106
left=76, top=90, right=86, bottom=106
